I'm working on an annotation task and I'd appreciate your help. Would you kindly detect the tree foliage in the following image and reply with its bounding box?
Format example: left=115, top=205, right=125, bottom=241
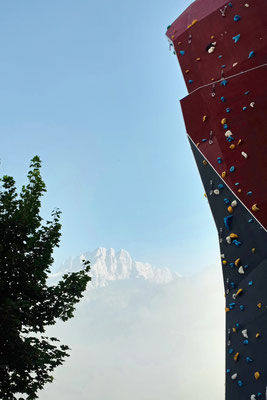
left=0, top=156, right=91, bottom=399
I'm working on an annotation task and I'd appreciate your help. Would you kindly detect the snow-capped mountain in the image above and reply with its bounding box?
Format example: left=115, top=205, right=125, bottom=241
left=54, top=248, right=181, bottom=289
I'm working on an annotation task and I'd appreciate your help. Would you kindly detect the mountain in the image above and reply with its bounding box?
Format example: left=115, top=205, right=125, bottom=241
left=53, top=247, right=181, bottom=289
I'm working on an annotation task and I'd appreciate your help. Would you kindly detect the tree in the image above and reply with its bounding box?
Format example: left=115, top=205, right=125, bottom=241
left=0, top=156, right=91, bottom=400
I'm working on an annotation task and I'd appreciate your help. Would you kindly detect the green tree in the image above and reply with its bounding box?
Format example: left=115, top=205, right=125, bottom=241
left=0, top=156, right=91, bottom=400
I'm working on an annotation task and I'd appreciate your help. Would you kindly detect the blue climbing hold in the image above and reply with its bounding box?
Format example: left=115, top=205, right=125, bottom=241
left=240, top=305, right=245, bottom=311
left=218, top=55, right=223, bottom=59
left=248, top=50, right=255, bottom=58
left=246, top=357, right=253, bottom=363
left=221, top=79, right=228, bottom=86
left=232, top=34, right=241, bottom=43
left=217, top=157, right=223, bottom=164
left=234, top=15, right=241, bottom=21
left=221, top=96, right=226, bottom=102
left=230, top=282, right=236, bottom=288
left=247, top=191, right=253, bottom=196
left=223, top=124, right=228, bottom=129
left=235, top=182, right=240, bottom=186
left=221, top=64, right=226, bottom=68
left=229, top=263, right=235, bottom=268
left=189, top=79, right=194, bottom=84
left=233, top=239, right=242, bottom=247
left=244, top=91, right=250, bottom=95
left=235, top=323, right=240, bottom=330
left=248, top=218, right=253, bottom=223
left=228, top=2, right=233, bottom=6
left=202, top=139, right=207, bottom=142
left=257, top=393, right=262, bottom=398
left=230, top=166, right=236, bottom=172
left=227, top=136, right=234, bottom=142
left=226, top=107, right=231, bottom=113
left=229, top=348, right=234, bottom=355
left=218, top=184, right=224, bottom=190
left=180, top=50, right=185, bottom=55
left=243, top=339, right=248, bottom=345
left=243, top=106, right=247, bottom=111
left=226, top=368, right=231, bottom=373
left=237, top=380, right=243, bottom=387
left=244, top=264, right=249, bottom=269
left=248, top=281, right=253, bottom=286
left=224, top=215, right=233, bottom=230
left=224, top=198, right=230, bottom=204
left=229, top=302, right=236, bottom=309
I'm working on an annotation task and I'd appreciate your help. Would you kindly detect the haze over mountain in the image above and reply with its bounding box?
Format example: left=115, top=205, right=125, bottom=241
left=41, top=249, right=224, bottom=400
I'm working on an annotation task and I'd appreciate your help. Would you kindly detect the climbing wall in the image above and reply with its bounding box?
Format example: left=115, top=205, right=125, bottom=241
left=166, top=0, right=267, bottom=399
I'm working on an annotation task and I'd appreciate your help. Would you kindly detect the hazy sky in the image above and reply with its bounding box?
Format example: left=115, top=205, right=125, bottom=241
left=0, top=0, right=219, bottom=274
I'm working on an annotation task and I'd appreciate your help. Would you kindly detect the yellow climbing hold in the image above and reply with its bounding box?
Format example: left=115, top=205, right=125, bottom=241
left=232, top=327, right=237, bottom=333
left=238, top=189, right=242, bottom=193
left=171, top=35, right=175, bottom=40
left=256, top=333, right=260, bottom=338
left=221, top=118, right=227, bottom=125
left=204, top=193, right=207, bottom=198
left=252, top=248, right=256, bottom=253
left=222, top=260, right=227, bottom=265
left=185, top=69, right=190, bottom=74
left=203, top=160, right=208, bottom=165
left=210, top=78, right=215, bottom=81
left=188, top=19, right=198, bottom=28
left=229, top=144, right=235, bottom=150
left=236, top=288, right=243, bottom=297
left=252, top=204, right=260, bottom=212
left=230, top=233, right=238, bottom=239
left=203, top=115, right=207, bottom=122
left=237, top=139, right=242, bottom=146
left=211, top=35, right=215, bottom=39
left=235, top=258, right=240, bottom=267
left=257, top=303, right=262, bottom=308
left=234, top=352, right=239, bottom=361
left=254, top=372, right=260, bottom=380
left=227, top=206, right=233, bottom=214
left=196, top=57, right=201, bottom=61
left=196, top=142, right=200, bottom=147
left=222, top=171, right=226, bottom=178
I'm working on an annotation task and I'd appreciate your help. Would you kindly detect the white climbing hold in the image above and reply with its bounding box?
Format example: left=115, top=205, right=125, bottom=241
left=231, top=200, right=237, bottom=208
left=233, top=62, right=238, bottom=67
left=242, top=329, right=248, bottom=338
left=225, top=130, right=232, bottom=137
left=250, top=102, right=255, bottom=107
left=221, top=254, right=225, bottom=259
left=208, top=46, right=215, bottom=54
left=214, top=189, right=220, bottom=195
left=251, top=395, right=256, bottom=400
left=226, top=236, right=232, bottom=244
left=245, top=3, right=250, bottom=7
left=231, top=373, right=237, bottom=380
left=242, top=152, right=248, bottom=159
left=238, top=266, right=245, bottom=274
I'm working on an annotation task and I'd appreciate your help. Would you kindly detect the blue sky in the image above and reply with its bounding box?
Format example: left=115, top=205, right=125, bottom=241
left=0, top=0, right=219, bottom=275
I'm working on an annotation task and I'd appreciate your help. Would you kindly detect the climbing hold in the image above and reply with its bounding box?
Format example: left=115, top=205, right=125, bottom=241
left=246, top=357, right=253, bottom=363
left=223, top=123, right=228, bottom=130
left=238, top=380, right=243, bottom=387
left=233, top=239, right=242, bottom=247
left=234, top=15, right=241, bottom=21
left=221, top=96, right=226, bottom=102
left=252, top=204, right=260, bottom=212
left=254, top=372, right=260, bottom=380
left=221, top=64, right=226, bottom=68
left=221, top=171, right=227, bottom=179
left=230, top=233, right=238, bottom=239
left=243, top=106, right=247, bottom=111
left=235, top=258, right=240, bottom=267
left=226, top=108, right=231, bottom=113
left=230, top=282, right=236, bottom=288
left=251, top=396, right=256, bottom=400
left=248, top=51, right=255, bottom=58
left=242, top=329, right=248, bottom=338
left=231, top=200, right=237, bottom=208
left=242, top=152, right=248, bottom=158
left=231, top=373, right=237, bottom=380
left=218, top=184, right=224, bottom=189
left=226, top=236, right=232, bottom=244
left=235, top=182, right=239, bottom=187
left=252, top=248, right=256, bottom=253
left=245, top=3, right=249, bottom=6
left=236, top=288, right=243, bottom=298
left=185, top=69, right=190, bottom=74
left=250, top=102, right=255, bottom=107
left=214, top=189, right=220, bottom=195
left=232, top=34, right=241, bottom=43
left=240, top=305, right=245, bottom=311
left=247, top=191, right=253, bottom=196
left=217, top=157, right=223, bottom=164
left=233, top=62, right=238, bottom=67
left=229, top=348, right=234, bottom=355
left=229, top=302, right=236, bottom=309
left=227, top=206, right=233, bottom=213
left=225, top=307, right=230, bottom=312
left=248, top=281, right=253, bottom=286
left=196, top=57, right=201, bottom=61
left=229, top=144, right=235, bottom=150
left=237, top=139, right=242, bottom=145
left=238, top=266, right=245, bottom=274
left=221, top=118, right=227, bottom=125
left=180, top=50, right=185, bottom=55
left=202, top=139, right=207, bottom=142
left=237, top=189, right=242, bottom=193
left=189, top=79, right=194, bottom=84
left=225, top=130, right=232, bottom=137
left=178, top=41, right=182, bottom=45
left=226, top=368, right=231, bottom=374
left=222, top=260, right=227, bottom=265
left=203, top=115, right=207, bottom=122
left=224, top=215, right=233, bottom=230
left=230, top=166, right=236, bottom=172
left=206, top=42, right=216, bottom=53
left=257, top=303, right=262, bottom=308
left=224, top=198, right=230, bottom=204
left=221, top=79, right=228, bottom=86
left=243, top=339, right=249, bottom=345
left=244, top=91, right=250, bottom=95
left=248, top=218, right=253, bottom=223
left=187, top=19, right=198, bottom=28
left=256, top=333, right=260, bottom=338
left=203, top=160, right=208, bottom=165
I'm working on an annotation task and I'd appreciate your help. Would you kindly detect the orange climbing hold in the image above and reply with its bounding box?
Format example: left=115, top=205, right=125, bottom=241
left=237, top=139, right=242, bottom=145
left=256, top=333, right=260, bottom=338
left=257, top=303, right=262, bottom=308
left=185, top=69, right=190, bottom=74
left=254, top=372, right=260, bottom=380
left=234, top=352, right=239, bottom=361
left=229, top=144, right=235, bottom=150
left=225, top=307, right=230, bottom=312
left=230, top=233, right=238, bottom=239
left=234, top=258, right=240, bottom=267
left=187, top=19, right=198, bottom=28
left=252, top=204, right=260, bottom=212
left=227, top=206, right=233, bottom=214
left=203, top=115, right=207, bottom=122
left=221, top=118, right=227, bottom=125
left=222, top=171, right=226, bottom=178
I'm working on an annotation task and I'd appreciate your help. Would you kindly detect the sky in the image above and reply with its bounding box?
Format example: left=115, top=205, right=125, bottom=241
left=0, top=0, right=219, bottom=275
